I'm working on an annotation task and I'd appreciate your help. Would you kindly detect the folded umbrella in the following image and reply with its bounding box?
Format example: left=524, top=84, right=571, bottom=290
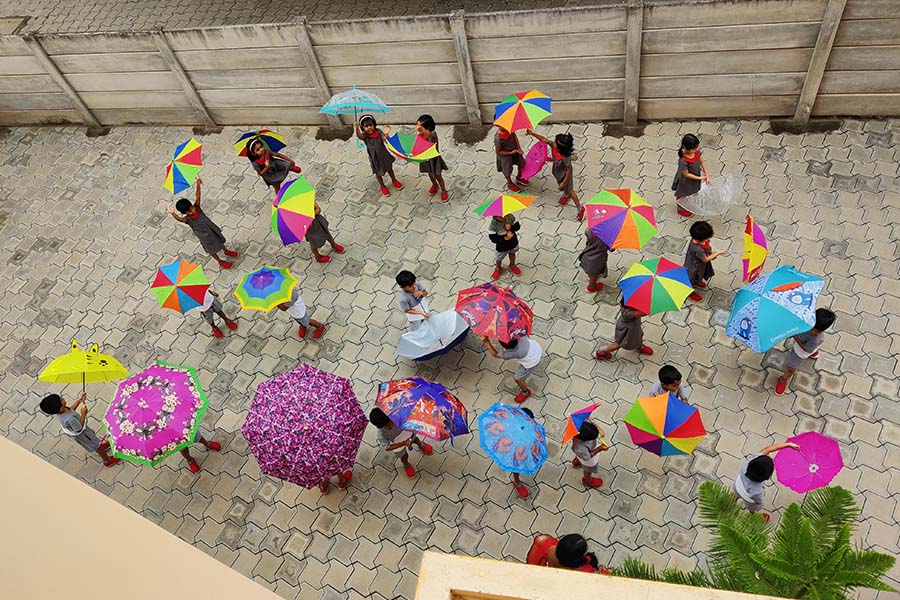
left=234, top=266, right=298, bottom=312
left=520, top=141, right=549, bottom=181
left=396, top=310, right=470, bottom=361
left=151, top=259, right=210, bottom=314
left=375, top=377, right=469, bottom=441
left=585, top=189, right=657, bottom=250
left=385, top=132, right=439, bottom=163
left=39, top=339, right=129, bottom=394
left=624, top=392, right=706, bottom=456
left=774, top=431, right=843, bottom=493
left=478, top=402, right=548, bottom=476
left=493, top=90, right=552, bottom=132
left=455, top=283, right=533, bottom=343
left=164, top=138, right=202, bottom=195
left=473, top=194, right=536, bottom=218
left=742, top=214, right=768, bottom=283
left=234, top=129, right=287, bottom=156
left=272, top=177, right=316, bottom=246
left=561, top=402, right=602, bottom=447
left=619, top=257, right=693, bottom=316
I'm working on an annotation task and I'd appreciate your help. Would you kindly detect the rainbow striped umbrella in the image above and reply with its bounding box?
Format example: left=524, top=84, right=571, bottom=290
left=624, top=392, right=706, bottom=456
left=473, top=194, right=536, bottom=218
left=385, top=133, right=439, bottom=163
left=234, top=266, right=298, bottom=312
left=493, top=90, right=552, bottom=132
left=585, top=189, right=657, bottom=250
left=272, top=177, right=315, bottom=246
left=151, top=259, right=210, bottom=314
left=164, top=138, right=202, bottom=194
left=742, top=214, right=768, bottom=283
left=234, top=129, right=287, bottom=156
left=619, top=258, right=693, bottom=315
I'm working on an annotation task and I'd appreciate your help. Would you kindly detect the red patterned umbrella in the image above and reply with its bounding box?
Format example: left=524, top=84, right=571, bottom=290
left=455, top=283, right=533, bottom=343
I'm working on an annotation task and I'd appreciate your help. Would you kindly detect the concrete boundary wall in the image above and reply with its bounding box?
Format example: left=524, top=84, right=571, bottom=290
left=0, top=0, right=897, bottom=128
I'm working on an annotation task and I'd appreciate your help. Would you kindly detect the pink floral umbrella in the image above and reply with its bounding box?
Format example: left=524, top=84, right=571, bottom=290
left=104, top=362, right=208, bottom=466
left=774, top=431, right=843, bottom=493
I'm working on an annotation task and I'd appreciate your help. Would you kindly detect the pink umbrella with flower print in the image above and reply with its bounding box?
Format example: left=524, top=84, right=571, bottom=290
left=774, top=431, right=843, bottom=493
left=104, top=362, right=209, bottom=466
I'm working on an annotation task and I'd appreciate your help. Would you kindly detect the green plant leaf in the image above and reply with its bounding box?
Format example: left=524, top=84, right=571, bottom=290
left=698, top=480, right=743, bottom=528
left=801, top=487, right=858, bottom=549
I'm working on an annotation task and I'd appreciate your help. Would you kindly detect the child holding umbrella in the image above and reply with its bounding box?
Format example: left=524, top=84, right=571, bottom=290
left=415, top=114, right=449, bottom=202
left=245, top=136, right=302, bottom=196
left=167, top=178, right=239, bottom=269
left=526, top=129, right=583, bottom=220
left=355, top=114, right=403, bottom=197
left=495, top=125, right=528, bottom=192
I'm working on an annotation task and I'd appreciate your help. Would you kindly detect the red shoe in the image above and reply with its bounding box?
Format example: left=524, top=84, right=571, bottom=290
left=103, top=457, right=120, bottom=467
left=403, top=464, right=416, bottom=478
left=516, top=177, right=529, bottom=185
left=226, top=320, right=238, bottom=331
left=289, top=165, right=302, bottom=173
left=810, top=351, right=819, bottom=359
left=582, top=477, right=604, bottom=488
left=312, top=324, right=326, bottom=339
left=587, top=283, right=604, bottom=293
left=514, top=482, right=529, bottom=498
left=491, top=268, right=501, bottom=280
left=688, top=292, right=703, bottom=301
left=577, top=206, right=585, bottom=222
left=514, top=389, right=532, bottom=403
left=392, top=180, right=404, bottom=189
left=696, top=281, right=707, bottom=289
left=99, top=440, right=110, bottom=451
left=420, top=442, right=434, bottom=455
left=559, top=196, right=570, bottom=206
left=380, top=186, right=390, bottom=196
left=594, top=351, right=612, bottom=360
left=639, top=345, right=654, bottom=355
left=338, top=470, right=353, bottom=490
left=224, top=249, right=239, bottom=258
left=676, top=207, right=694, bottom=217
left=297, top=325, right=308, bottom=338
left=315, top=255, right=330, bottom=263
left=775, top=378, right=787, bottom=395
left=428, top=184, right=438, bottom=195
left=319, top=480, right=329, bottom=494
left=211, top=326, right=223, bottom=338
left=509, top=265, right=522, bottom=276
left=572, top=457, right=581, bottom=468
left=187, top=458, right=200, bottom=473
left=218, top=261, right=233, bottom=269
left=332, top=244, right=345, bottom=253
left=759, top=512, right=771, bottom=522
left=205, top=441, right=221, bottom=451
left=440, top=191, right=449, bottom=202
left=508, top=183, right=520, bottom=193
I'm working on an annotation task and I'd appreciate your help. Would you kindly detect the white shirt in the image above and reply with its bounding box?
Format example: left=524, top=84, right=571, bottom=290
left=286, top=293, right=307, bottom=319
left=200, top=290, right=216, bottom=311
left=520, top=339, right=542, bottom=369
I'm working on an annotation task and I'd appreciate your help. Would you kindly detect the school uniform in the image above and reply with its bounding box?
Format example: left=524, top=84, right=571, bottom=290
left=551, top=147, right=574, bottom=195
left=578, top=231, right=609, bottom=278
left=785, top=330, right=825, bottom=369
left=733, top=453, right=766, bottom=512
left=495, top=132, right=525, bottom=177
left=398, top=281, right=429, bottom=332
left=684, top=242, right=714, bottom=286
left=56, top=411, right=101, bottom=452
left=284, top=288, right=310, bottom=328
left=252, top=155, right=291, bottom=190
left=613, top=304, right=643, bottom=351
left=499, top=336, right=543, bottom=381
left=199, top=290, right=222, bottom=326
left=377, top=426, right=418, bottom=456
left=419, top=131, right=448, bottom=176
left=305, top=213, right=332, bottom=250
left=488, top=215, right=520, bottom=261
left=572, top=438, right=601, bottom=474
left=672, top=151, right=703, bottom=207
left=184, top=207, right=226, bottom=255
left=363, top=130, right=395, bottom=176
left=648, top=381, right=689, bottom=401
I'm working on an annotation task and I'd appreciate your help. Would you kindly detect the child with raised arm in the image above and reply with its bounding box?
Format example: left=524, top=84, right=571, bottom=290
left=167, top=178, right=239, bottom=269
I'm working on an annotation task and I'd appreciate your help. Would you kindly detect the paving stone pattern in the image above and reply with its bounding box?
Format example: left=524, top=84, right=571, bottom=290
left=1, top=118, right=900, bottom=600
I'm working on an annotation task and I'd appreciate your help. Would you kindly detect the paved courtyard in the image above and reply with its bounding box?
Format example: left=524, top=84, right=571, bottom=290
left=1, top=118, right=899, bottom=600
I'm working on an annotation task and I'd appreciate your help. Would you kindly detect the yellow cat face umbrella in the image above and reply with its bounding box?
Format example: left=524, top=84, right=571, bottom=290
left=39, top=339, right=129, bottom=393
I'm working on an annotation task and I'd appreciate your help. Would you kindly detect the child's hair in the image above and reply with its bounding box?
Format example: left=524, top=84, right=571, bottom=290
left=746, top=455, right=775, bottom=483
left=520, top=407, right=535, bottom=419
left=499, top=338, right=519, bottom=350
left=359, top=114, right=376, bottom=128
left=577, top=421, right=599, bottom=441
left=659, top=365, right=682, bottom=385
left=554, top=133, right=574, bottom=157
left=813, top=308, right=836, bottom=332
left=556, top=534, right=595, bottom=569
left=689, top=220, right=714, bottom=241
left=395, top=270, right=416, bottom=288
left=368, top=407, right=392, bottom=428
left=175, top=198, right=193, bottom=214
left=678, top=133, right=700, bottom=158
left=39, top=393, right=63, bottom=415
left=245, top=137, right=262, bottom=162
left=417, top=114, right=436, bottom=132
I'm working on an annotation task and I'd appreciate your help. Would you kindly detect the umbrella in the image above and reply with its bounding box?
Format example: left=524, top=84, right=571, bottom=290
left=726, top=266, right=824, bottom=352
left=234, top=266, right=298, bottom=312
left=272, top=177, right=315, bottom=246
left=104, top=362, right=208, bottom=466
left=234, top=129, right=287, bottom=156
left=164, top=138, right=202, bottom=195
left=241, top=364, right=367, bottom=488
left=619, top=257, right=693, bottom=316
left=375, top=377, right=469, bottom=441
left=39, top=339, right=129, bottom=394
left=520, top=141, right=550, bottom=181
left=455, top=283, right=533, bottom=343
left=493, top=90, right=552, bottom=132
left=677, top=174, right=744, bottom=216
left=396, top=310, right=470, bottom=361
left=623, top=392, right=706, bottom=456
left=478, top=402, right=548, bottom=475
left=742, top=214, right=768, bottom=283
left=150, top=259, right=210, bottom=314
left=561, top=402, right=602, bottom=447
left=473, top=194, right=536, bottom=218
left=385, top=133, right=439, bottom=163
left=774, top=431, right=843, bottom=493
left=584, top=189, right=658, bottom=250
left=320, top=86, right=390, bottom=115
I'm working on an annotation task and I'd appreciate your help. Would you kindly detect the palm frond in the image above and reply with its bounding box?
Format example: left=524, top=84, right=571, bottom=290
left=611, top=557, right=667, bottom=581
left=659, top=568, right=713, bottom=588
left=842, top=549, right=896, bottom=581
left=716, top=522, right=781, bottom=596
left=698, top=480, right=743, bottom=528
left=801, top=487, right=858, bottom=547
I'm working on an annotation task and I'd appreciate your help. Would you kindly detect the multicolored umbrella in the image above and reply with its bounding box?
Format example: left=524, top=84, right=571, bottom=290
left=774, top=431, right=843, bottom=493
left=150, top=259, right=210, bottom=314
left=478, top=402, right=547, bottom=476
left=234, top=129, right=287, bottom=156
left=272, top=177, right=315, bottom=246
left=473, top=194, right=536, bottom=218
left=742, top=214, right=768, bottom=283
left=375, top=378, right=469, bottom=441
left=164, top=138, right=202, bottom=195
left=624, top=392, right=706, bottom=456
left=585, top=189, right=658, bottom=250
left=561, top=402, right=602, bottom=447
left=104, top=362, right=208, bottom=466
left=385, top=133, right=439, bottom=163
left=726, top=266, right=824, bottom=352
left=455, top=283, right=533, bottom=343
left=234, top=266, right=298, bottom=312
left=619, top=258, right=693, bottom=316
left=241, top=364, right=367, bottom=488
left=320, top=86, right=390, bottom=115
left=493, top=90, right=552, bottom=132
left=39, top=339, right=129, bottom=393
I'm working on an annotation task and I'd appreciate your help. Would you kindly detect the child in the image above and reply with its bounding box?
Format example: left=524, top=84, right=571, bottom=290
left=180, top=436, right=222, bottom=473
left=526, top=129, right=583, bottom=220
left=593, top=298, right=653, bottom=360
left=775, top=308, right=836, bottom=395
left=369, top=407, right=433, bottom=478
left=495, top=125, right=528, bottom=192
left=481, top=335, right=542, bottom=403
left=649, top=365, right=689, bottom=401
left=570, top=421, right=608, bottom=489
left=734, top=441, right=800, bottom=519
left=39, top=393, right=120, bottom=467
left=415, top=114, right=449, bottom=201
left=166, top=178, right=239, bottom=269
left=198, top=289, right=237, bottom=338
left=671, top=133, right=711, bottom=217
left=511, top=406, right=539, bottom=498
left=395, top=270, right=429, bottom=331
left=306, top=202, right=345, bottom=263
left=578, top=230, right=609, bottom=293
left=318, top=470, right=353, bottom=495
left=246, top=137, right=301, bottom=196
left=277, top=287, right=326, bottom=339
left=355, top=114, right=403, bottom=196
left=684, top=220, right=726, bottom=301
left=488, top=214, right=522, bottom=280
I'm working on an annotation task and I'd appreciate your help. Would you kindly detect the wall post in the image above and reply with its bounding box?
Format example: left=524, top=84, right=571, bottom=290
left=793, top=0, right=847, bottom=125
left=449, top=10, right=482, bottom=127
left=151, top=30, right=221, bottom=134
left=623, top=0, right=644, bottom=127
left=294, top=16, right=342, bottom=128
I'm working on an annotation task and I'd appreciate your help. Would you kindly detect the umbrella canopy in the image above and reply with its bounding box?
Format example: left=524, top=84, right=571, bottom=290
left=742, top=214, right=768, bottom=283
left=104, top=362, right=208, bottom=466
left=164, top=138, right=202, bottom=195
left=478, top=402, right=547, bottom=475
left=241, top=364, right=367, bottom=488
left=493, top=90, right=552, bottom=132
left=385, top=133, right=439, bottom=163
left=520, top=141, right=549, bottom=181
left=39, top=339, right=129, bottom=392
left=234, top=266, right=298, bottom=311
left=619, top=257, right=693, bottom=316
left=320, top=86, right=390, bottom=115
left=624, top=392, right=706, bottom=456
left=774, top=431, right=843, bottom=493
left=585, top=189, right=658, bottom=250
left=677, top=174, right=744, bottom=216
left=726, top=266, right=824, bottom=352
left=455, top=283, right=533, bottom=343
left=561, top=402, right=602, bottom=447
left=396, top=310, right=470, bottom=361
left=234, top=129, right=287, bottom=156
left=151, top=259, right=210, bottom=314
left=473, top=194, right=536, bottom=218
left=375, top=377, right=469, bottom=441
left=272, top=177, right=315, bottom=246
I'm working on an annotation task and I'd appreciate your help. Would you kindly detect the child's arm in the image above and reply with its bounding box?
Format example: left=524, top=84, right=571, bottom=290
left=71, top=393, right=86, bottom=410
left=271, top=151, right=296, bottom=166
left=405, top=308, right=429, bottom=318
left=354, top=122, right=365, bottom=140
left=78, top=403, right=88, bottom=427
left=385, top=438, right=413, bottom=452
left=481, top=336, right=500, bottom=358
left=165, top=205, right=187, bottom=223
left=525, top=129, right=549, bottom=144
left=699, top=156, right=712, bottom=183
left=700, top=250, right=727, bottom=263
left=559, top=165, right=571, bottom=190
left=194, top=178, right=203, bottom=207
left=760, top=442, right=800, bottom=455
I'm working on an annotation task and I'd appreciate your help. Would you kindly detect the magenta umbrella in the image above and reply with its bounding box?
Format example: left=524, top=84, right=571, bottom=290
left=241, top=364, right=367, bottom=489
left=774, top=431, right=843, bottom=493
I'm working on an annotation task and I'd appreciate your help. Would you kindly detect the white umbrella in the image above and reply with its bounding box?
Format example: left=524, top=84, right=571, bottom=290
left=396, top=310, right=469, bottom=361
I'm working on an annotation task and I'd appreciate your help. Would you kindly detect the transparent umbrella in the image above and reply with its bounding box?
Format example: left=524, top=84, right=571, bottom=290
left=677, top=173, right=744, bottom=216
left=320, top=86, right=390, bottom=116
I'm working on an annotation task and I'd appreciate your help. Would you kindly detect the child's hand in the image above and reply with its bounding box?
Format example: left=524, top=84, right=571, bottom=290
left=211, top=291, right=219, bottom=298
left=195, top=177, right=203, bottom=186
left=526, top=129, right=534, bottom=136
left=80, top=404, right=88, bottom=415
left=504, top=232, right=513, bottom=240
left=78, top=392, right=86, bottom=402
left=559, top=183, right=565, bottom=190
left=165, top=204, right=175, bottom=214
left=787, top=443, right=800, bottom=450
left=481, top=335, right=490, bottom=343
left=704, top=175, right=712, bottom=184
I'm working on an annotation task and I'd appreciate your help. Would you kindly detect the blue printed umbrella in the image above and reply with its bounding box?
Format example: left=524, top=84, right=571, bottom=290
left=726, top=266, right=824, bottom=352
left=478, top=402, right=547, bottom=476
left=320, top=86, right=390, bottom=115
left=375, top=378, right=469, bottom=442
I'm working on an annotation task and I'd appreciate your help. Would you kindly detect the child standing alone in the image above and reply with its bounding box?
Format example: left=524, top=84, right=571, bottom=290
left=198, top=289, right=238, bottom=338
left=570, top=421, right=608, bottom=489
left=166, top=178, right=239, bottom=269
left=684, top=221, right=726, bottom=302
left=488, top=214, right=522, bottom=280
left=495, top=125, right=528, bottom=192
left=671, top=133, right=711, bottom=217
left=594, top=298, right=653, bottom=360
left=355, top=114, right=403, bottom=197
left=415, top=114, right=449, bottom=202
left=526, top=129, right=583, bottom=220
left=39, top=393, right=120, bottom=467
left=775, top=308, right=836, bottom=395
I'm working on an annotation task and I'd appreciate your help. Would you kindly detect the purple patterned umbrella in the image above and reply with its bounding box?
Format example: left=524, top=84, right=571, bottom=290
left=241, top=364, right=367, bottom=489
left=104, top=362, right=208, bottom=466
